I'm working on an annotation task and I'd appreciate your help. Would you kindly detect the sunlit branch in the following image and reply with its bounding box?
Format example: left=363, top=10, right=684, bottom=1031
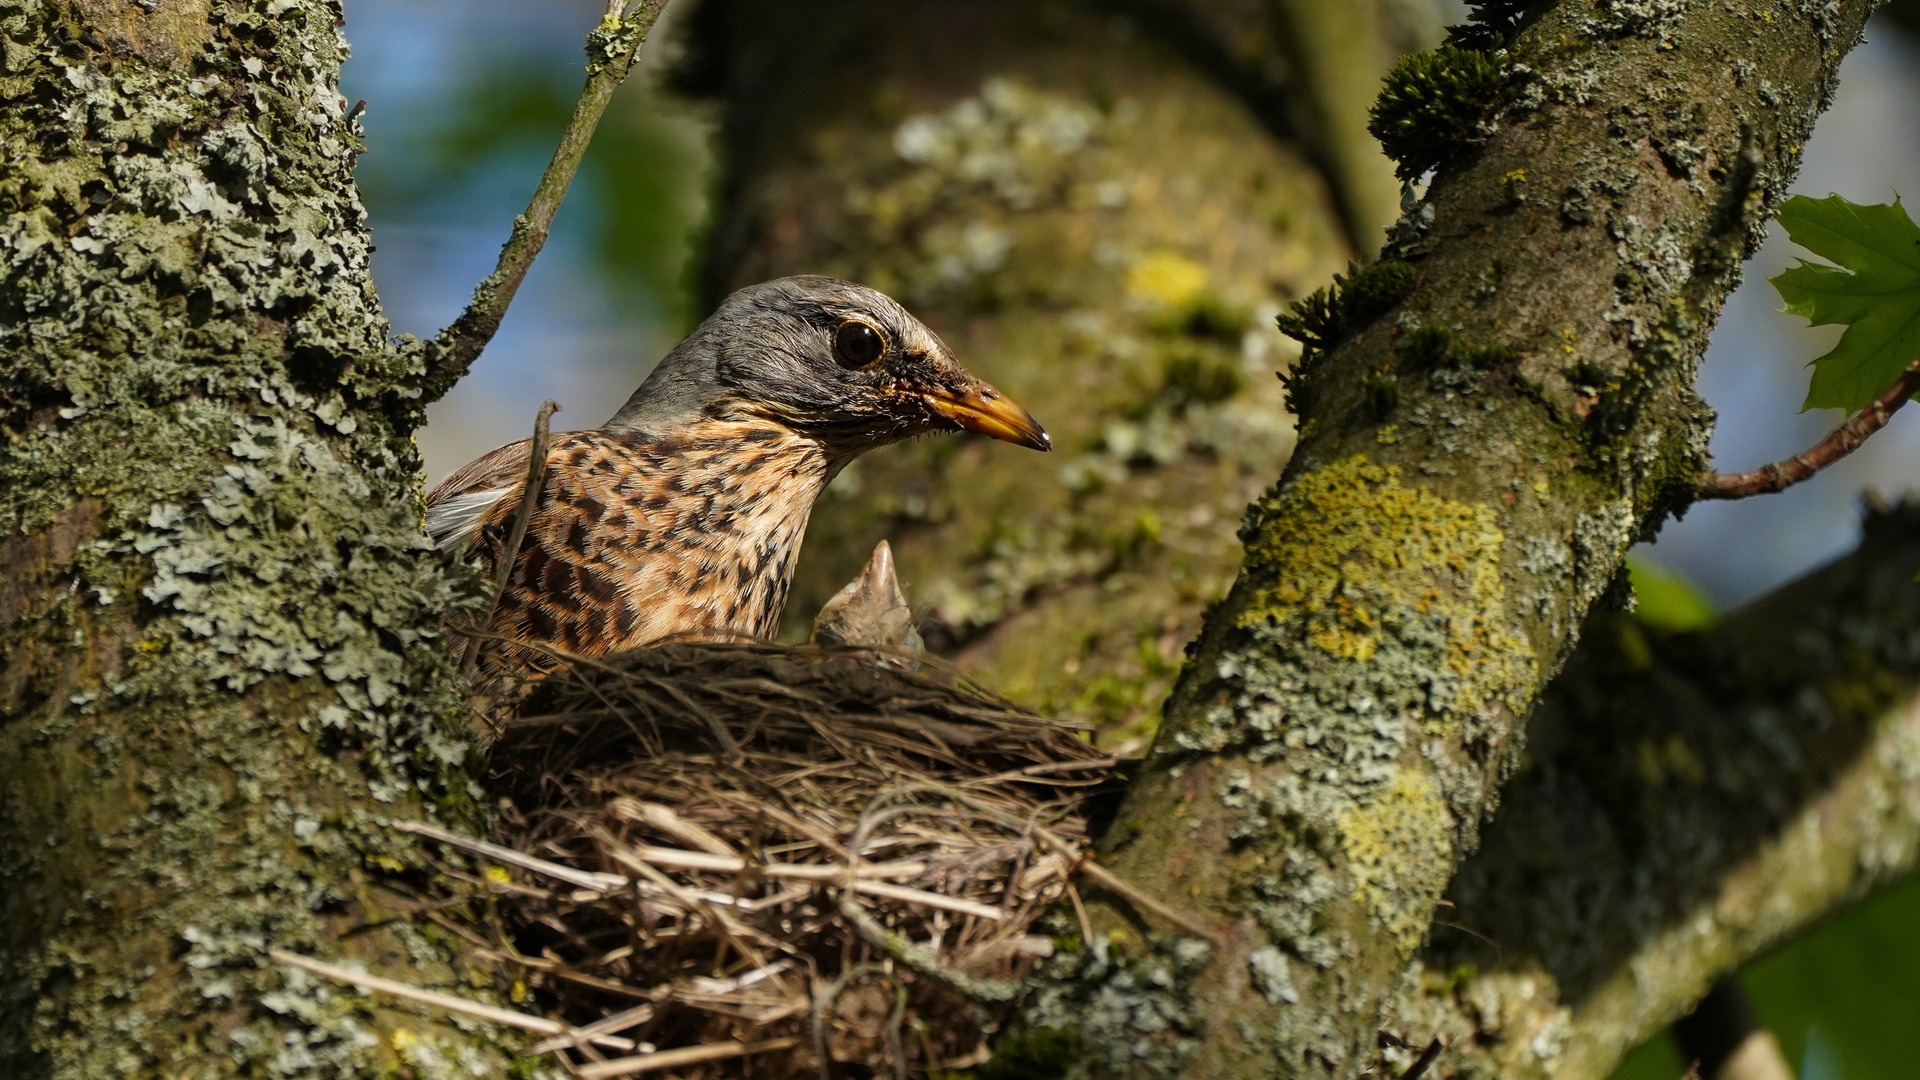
left=420, top=0, right=671, bottom=401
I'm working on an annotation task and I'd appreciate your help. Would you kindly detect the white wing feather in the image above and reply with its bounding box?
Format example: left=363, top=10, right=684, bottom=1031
left=426, top=485, right=514, bottom=554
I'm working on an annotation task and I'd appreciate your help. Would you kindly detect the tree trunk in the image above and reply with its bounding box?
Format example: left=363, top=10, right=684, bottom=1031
left=0, top=1, right=513, bottom=1073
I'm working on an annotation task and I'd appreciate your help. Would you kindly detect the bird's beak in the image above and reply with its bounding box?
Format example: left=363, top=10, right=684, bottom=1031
left=924, top=382, right=1051, bottom=451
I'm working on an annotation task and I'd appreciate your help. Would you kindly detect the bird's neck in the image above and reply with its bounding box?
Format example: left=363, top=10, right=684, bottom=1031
left=612, top=418, right=842, bottom=640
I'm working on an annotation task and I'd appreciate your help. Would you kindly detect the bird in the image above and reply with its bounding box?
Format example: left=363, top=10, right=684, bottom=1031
left=426, top=275, right=1049, bottom=678
left=810, top=539, right=924, bottom=656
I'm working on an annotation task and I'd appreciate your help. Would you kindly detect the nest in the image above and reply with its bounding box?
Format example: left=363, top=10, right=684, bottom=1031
left=413, top=643, right=1131, bottom=1078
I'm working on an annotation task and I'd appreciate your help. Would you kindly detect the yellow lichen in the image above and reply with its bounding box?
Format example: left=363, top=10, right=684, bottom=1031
left=1339, top=767, right=1455, bottom=951
left=1126, top=250, right=1209, bottom=308
left=1240, top=455, right=1531, bottom=721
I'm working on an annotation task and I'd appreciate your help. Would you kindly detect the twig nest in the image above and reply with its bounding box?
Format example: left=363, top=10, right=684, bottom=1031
left=460, top=642, right=1122, bottom=1078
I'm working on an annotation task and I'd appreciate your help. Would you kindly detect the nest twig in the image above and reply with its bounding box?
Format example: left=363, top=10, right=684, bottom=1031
left=418, top=642, right=1128, bottom=1078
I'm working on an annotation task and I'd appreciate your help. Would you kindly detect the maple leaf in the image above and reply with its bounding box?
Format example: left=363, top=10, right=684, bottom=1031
left=1770, top=194, right=1920, bottom=411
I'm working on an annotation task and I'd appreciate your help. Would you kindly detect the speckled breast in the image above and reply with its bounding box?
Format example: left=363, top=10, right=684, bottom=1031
left=464, top=422, right=835, bottom=676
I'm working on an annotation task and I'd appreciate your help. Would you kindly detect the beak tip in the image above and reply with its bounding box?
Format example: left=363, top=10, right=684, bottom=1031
left=924, top=386, right=1052, bottom=453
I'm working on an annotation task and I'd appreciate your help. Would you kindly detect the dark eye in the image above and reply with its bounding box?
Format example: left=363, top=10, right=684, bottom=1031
left=833, top=320, right=885, bottom=369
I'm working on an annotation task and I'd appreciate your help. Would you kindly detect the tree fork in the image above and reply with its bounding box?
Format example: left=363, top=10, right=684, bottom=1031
left=1023, top=3, right=1876, bottom=1076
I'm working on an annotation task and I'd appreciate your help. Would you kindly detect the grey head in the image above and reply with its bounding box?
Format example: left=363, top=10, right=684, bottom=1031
left=606, top=276, right=1049, bottom=454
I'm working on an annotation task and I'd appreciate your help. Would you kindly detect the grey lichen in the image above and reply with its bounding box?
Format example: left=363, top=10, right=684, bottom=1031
left=1246, top=947, right=1298, bottom=1006
left=1018, top=932, right=1214, bottom=1078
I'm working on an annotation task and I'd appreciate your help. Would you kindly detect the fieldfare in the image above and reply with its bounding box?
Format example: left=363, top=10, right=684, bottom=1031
left=427, top=276, right=1049, bottom=676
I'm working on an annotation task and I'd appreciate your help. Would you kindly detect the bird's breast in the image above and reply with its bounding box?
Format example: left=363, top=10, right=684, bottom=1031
left=475, top=422, right=836, bottom=670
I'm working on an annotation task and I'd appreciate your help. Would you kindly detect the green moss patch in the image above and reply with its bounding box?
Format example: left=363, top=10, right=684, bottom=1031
left=1368, top=46, right=1515, bottom=182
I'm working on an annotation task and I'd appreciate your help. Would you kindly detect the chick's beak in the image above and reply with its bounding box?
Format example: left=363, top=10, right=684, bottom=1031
left=924, top=382, right=1052, bottom=452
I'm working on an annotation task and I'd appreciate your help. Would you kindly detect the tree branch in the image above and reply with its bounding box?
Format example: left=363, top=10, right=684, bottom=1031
left=418, top=0, right=671, bottom=403
left=1394, top=500, right=1920, bottom=1080
left=1698, top=358, right=1920, bottom=500
left=1021, top=3, right=1876, bottom=1075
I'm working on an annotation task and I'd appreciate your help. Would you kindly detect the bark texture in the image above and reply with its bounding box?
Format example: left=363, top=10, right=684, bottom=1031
left=1015, top=3, right=1875, bottom=1077
left=1395, top=501, right=1920, bottom=1079
left=0, top=1, right=528, bottom=1075
left=683, top=0, right=1421, bottom=748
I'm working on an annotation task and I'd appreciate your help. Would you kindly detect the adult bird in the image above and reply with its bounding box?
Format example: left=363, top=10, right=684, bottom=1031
left=426, top=276, right=1050, bottom=677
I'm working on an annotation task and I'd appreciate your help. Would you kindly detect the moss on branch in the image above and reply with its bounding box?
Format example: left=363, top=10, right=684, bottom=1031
left=1368, top=45, right=1517, bottom=182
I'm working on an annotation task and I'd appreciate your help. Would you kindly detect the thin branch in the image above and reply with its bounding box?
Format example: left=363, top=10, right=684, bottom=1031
left=420, top=0, right=672, bottom=399
left=573, top=1038, right=802, bottom=1080
left=1698, top=359, right=1920, bottom=500
left=461, top=399, right=559, bottom=676
left=602, top=838, right=1006, bottom=919
left=268, top=949, right=638, bottom=1052
left=391, top=817, right=627, bottom=894
left=1028, top=822, right=1225, bottom=945
left=835, top=892, right=1021, bottom=1004
left=526, top=1002, right=657, bottom=1055
left=1398, top=1037, right=1445, bottom=1080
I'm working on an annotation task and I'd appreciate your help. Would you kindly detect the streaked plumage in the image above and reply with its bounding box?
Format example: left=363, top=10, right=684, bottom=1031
left=429, top=276, right=1047, bottom=677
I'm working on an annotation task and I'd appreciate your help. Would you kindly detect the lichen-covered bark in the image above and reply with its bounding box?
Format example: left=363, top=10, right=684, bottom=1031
left=1398, top=501, right=1920, bottom=1080
left=1016, top=3, right=1876, bottom=1076
left=684, top=0, right=1425, bottom=746
left=0, top=1, right=532, bottom=1074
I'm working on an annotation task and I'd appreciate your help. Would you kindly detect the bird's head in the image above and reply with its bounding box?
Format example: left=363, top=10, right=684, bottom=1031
left=607, top=276, right=1050, bottom=454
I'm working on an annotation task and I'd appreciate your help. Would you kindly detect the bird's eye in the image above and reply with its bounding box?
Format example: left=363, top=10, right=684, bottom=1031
left=833, top=320, right=885, bottom=369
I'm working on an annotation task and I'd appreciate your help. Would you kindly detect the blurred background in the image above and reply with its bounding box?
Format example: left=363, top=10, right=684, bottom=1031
left=338, top=3, right=1918, bottom=1076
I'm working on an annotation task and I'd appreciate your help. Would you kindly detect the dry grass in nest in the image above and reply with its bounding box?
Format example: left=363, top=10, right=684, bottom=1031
left=404, top=642, right=1139, bottom=1078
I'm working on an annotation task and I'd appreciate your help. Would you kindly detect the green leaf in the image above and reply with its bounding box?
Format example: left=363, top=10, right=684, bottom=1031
left=1770, top=194, right=1920, bottom=412
left=1625, top=553, right=1716, bottom=633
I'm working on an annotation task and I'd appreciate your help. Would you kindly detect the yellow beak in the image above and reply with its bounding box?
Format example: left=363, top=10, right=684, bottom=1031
left=924, top=384, right=1051, bottom=451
